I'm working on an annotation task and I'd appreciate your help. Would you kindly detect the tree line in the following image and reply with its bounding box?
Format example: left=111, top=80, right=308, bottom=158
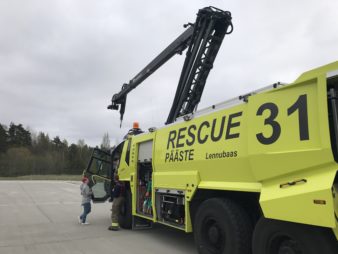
left=0, top=122, right=110, bottom=177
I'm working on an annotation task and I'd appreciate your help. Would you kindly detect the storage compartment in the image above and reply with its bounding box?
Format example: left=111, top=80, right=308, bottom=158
left=155, top=189, right=185, bottom=228
left=136, top=162, right=153, bottom=217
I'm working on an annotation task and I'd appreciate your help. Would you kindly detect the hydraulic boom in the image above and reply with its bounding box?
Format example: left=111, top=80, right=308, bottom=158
left=108, top=6, right=233, bottom=125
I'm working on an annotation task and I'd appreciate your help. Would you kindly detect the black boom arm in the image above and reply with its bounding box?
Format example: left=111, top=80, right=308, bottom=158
left=108, top=6, right=233, bottom=126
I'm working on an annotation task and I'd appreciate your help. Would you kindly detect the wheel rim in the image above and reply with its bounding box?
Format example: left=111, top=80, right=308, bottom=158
left=201, top=216, right=225, bottom=253
left=269, top=234, right=304, bottom=254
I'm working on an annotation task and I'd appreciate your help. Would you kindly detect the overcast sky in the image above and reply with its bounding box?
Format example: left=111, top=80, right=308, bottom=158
left=1, top=0, right=338, bottom=146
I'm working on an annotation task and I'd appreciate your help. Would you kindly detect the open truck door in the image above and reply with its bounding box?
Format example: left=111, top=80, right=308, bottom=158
left=84, top=148, right=112, bottom=202
left=84, top=141, right=125, bottom=203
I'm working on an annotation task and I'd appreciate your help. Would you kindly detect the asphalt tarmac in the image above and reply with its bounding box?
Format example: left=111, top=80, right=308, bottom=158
left=0, top=181, right=195, bottom=254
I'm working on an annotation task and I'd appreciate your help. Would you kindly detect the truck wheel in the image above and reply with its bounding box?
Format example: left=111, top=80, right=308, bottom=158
left=118, top=188, right=132, bottom=229
left=194, top=198, right=252, bottom=254
left=252, top=217, right=338, bottom=254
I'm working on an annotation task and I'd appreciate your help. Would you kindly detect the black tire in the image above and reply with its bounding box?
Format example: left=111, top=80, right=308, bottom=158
left=252, top=217, right=338, bottom=254
left=194, top=198, right=252, bottom=254
left=118, top=188, right=132, bottom=229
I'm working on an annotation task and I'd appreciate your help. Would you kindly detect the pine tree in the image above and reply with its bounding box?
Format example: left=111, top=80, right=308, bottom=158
left=7, top=123, right=32, bottom=147
left=0, top=124, right=8, bottom=153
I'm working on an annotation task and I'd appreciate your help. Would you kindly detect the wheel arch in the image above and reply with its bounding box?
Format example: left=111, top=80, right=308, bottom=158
left=189, top=189, right=262, bottom=228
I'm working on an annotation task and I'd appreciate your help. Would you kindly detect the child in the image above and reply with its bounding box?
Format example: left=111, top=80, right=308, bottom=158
left=79, top=176, right=92, bottom=225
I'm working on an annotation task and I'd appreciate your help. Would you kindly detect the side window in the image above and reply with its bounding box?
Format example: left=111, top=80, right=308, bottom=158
left=111, top=141, right=125, bottom=173
left=125, top=140, right=131, bottom=166
left=88, top=148, right=111, bottom=179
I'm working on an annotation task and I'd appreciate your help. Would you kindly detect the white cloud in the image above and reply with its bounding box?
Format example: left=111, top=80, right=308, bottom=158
left=1, top=0, right=338, bottom=146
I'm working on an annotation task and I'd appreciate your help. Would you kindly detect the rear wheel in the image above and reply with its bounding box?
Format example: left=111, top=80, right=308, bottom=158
left=118, top=188, right=132, bottom=229
left=252, top=218, right=338, bottom=254
left=194, top=198, right=252, bottom=254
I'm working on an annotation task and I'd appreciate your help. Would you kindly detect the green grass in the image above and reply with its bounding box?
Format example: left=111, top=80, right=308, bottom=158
left=0, top=175, right=82, bottom=181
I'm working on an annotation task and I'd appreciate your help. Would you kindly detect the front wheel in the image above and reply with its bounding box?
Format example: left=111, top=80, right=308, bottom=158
left=193, top=198, right=252, bottom=254
left=252, top=218, right=338, bottom=254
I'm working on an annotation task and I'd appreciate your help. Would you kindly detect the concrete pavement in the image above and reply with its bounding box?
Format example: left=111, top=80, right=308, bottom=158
left=0, top=181, right=195, bottom=254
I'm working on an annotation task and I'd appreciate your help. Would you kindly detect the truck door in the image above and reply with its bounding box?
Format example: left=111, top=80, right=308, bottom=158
left=84, top=148, right=112, bottom=202
left=84, top=142, right=125, bottom=202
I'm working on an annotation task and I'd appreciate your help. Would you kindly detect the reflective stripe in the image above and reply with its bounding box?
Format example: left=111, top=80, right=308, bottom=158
left=111, top=222, right=119, bottom=227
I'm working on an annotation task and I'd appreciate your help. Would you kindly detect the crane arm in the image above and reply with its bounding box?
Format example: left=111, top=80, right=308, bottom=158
left=166, top=7, right=232, bottom=124
left=108, top=6, right=233, bottom=126
left=107, top=25, right=194, bottom=124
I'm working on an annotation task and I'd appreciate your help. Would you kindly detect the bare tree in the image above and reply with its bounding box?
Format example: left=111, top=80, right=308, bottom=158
left=77, top=139, right=85, bottom=148
left=101, top=132, right=111, bottom=151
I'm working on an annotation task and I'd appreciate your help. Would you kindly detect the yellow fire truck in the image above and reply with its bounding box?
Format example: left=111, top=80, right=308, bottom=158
left=84, top=6, right=338, bottom=254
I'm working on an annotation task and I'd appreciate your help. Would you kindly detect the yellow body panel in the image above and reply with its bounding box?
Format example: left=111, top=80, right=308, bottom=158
left=260, top=166, right=337, bottom=227
left=153, top=171, right=200, bottom=195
